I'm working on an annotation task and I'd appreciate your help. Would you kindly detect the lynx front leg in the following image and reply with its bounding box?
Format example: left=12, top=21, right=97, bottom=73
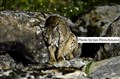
left=57, top=44, right=65, bottom=62
left=57, top=53, right=65, bottom=62
left=48, top=45, right=57, bottom=64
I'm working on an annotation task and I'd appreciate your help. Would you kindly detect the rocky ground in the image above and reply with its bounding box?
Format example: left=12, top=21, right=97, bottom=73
left=0, top=3, right=120, bottom=79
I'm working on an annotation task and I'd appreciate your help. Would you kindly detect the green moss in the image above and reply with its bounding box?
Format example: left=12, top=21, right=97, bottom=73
left=83, top=61, right=93, bottom=75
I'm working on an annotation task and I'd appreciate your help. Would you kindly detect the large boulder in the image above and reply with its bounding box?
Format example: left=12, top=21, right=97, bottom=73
left=75, top=3, right=120, bottom=36
left=0, top=11, right=49, bottom=68
left=74, top=3, right=120, bottom=60
left=96, top=15, right=120, bottom=60
left=87, top=56, right=120, bottom=79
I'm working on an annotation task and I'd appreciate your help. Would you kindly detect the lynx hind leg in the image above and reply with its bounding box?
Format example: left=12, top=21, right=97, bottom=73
left=65, top=42, right=77, bottom=60
left=57, top=42, right=74, bottom=61
left=48, top=45, right=57, bottom=64
left=72, top=43, right=80, bottom=58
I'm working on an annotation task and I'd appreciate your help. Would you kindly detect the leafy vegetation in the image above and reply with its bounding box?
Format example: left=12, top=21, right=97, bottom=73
left=0, top=0, right=120, bottom=19
left=85, top=61, right=93, bottom=75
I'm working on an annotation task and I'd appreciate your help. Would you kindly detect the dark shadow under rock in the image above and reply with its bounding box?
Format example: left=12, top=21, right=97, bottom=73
left=80, top=43, right=103, bottom=58
left=0, top=41, right=38, bottom=66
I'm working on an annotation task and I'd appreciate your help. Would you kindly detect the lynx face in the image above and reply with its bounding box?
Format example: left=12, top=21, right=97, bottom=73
left=43, top=16, right=79, bottom=64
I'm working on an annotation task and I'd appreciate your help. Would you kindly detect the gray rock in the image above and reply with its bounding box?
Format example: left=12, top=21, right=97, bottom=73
left=75, top=3, right=120, bottom=60
left=96, top=15, right=120, bottom=60
left=88, top=56, right=120, bottom=79
left=54, top=58, right=86, bottom=68
left=75, top=3, right=120, bottom=37
left=0, top=11, right=49, bottom=68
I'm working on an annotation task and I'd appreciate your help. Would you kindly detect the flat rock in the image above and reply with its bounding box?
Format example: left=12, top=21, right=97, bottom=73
left=88, top=56, right=120, bottom=79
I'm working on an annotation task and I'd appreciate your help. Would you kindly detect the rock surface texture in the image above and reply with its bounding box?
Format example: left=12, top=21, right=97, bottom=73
left=75, top=3, right=120, bottom=60
left=0, top=11, right=49, bottom=68
left=88, top=56, right=120, bottom=79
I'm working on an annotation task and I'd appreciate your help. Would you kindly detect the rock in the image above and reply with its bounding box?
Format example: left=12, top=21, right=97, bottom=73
left=86, top=56, right=120, bottom=79
left=2, top=56, right=120, bottom=79
left=74, top=3, right=120, bottom=60
left=0, top=11, right=49, bottom=68
left=54, top=58, right=86, bottom=68
left=75, top=3, right=120, bottom=36
left=0, top=58, right=89, bottom=79
left=0, top=41, right=39, bottom=67
left=96, top=15, right=120, bottom=60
